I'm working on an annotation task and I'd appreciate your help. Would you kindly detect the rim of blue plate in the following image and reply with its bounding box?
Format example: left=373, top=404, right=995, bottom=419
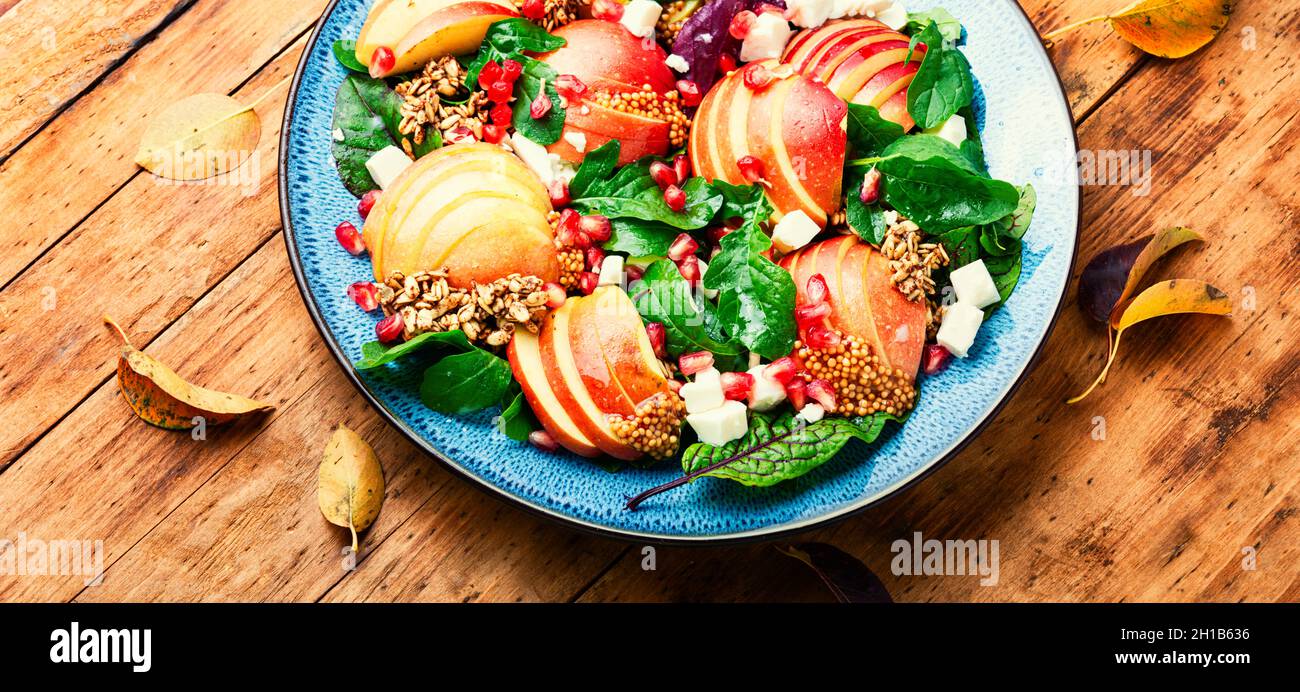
left=279, top=0, right=1082, bottom=546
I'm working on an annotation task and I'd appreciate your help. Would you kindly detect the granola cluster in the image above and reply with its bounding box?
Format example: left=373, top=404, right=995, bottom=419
left=376, top=269, right=551, bottom=347
left=394, top=57, right=489, bottom=152
left=512, top=0, right=588, bottom=31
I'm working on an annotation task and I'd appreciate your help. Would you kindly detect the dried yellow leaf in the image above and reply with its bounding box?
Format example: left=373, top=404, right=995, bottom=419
left=1108, top=226, right=1203, bottom=327
left=1045, top=0, right=1233, bottom=59
left=107, top=316, right=274, bottom=430
left=318, top=425, right=385, bottom=553
left=1069, top=280, right=1231, bottom=404
left=135, top=93, right=261, bottom=181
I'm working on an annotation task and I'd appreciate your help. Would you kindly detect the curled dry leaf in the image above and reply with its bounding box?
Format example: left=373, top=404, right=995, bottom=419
left=1044, top=0, right=1233, bottom=59
left=777, top=543, right=893, bottom=603
left=135, top=93, right=261, bottom=181
left=1078, top=226, right=1203, bottom=323
left=106, top=316, right=274, bottom=430
left=1068, top=280, right=1232, bottom=404
left=318, top=425, right=385, bottom=553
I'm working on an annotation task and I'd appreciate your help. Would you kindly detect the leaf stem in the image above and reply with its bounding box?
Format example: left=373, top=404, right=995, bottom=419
left=1066, top=329, right=1124, bottom=404
left=624, top=425, right=797, bottom=511
left=1041, top=14, right=1110, bottom=44
left=103, top=315, right=133, bottom=349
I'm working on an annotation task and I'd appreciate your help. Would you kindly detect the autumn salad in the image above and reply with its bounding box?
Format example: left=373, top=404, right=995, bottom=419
left=327, top=0, right=1035, bottom=507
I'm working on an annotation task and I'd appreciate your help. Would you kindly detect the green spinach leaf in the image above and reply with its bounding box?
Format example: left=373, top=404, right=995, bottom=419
left=881, top=133, right=982, bottom=175
left=466, top=19, right=567, bottom=145
left=332, top=40, right=368, bottom=73
left=844, top=181, right=887, bottom=244
left=568, top=140, right=621, bottom=199
left=906, top=21, right=974, bottom=130
left=331, top=74, right=439, bottom=196
left=574, top=169, right=722, bottom=230
left=877, top=154, right=1018, bottom=234
left=355, top=330, right=474, bottom=370
left=906, top=9, right=963, bottom=42
left=511, top=60, right=566, bottom=145
left=605, top=218, right=680, bottom=256
left=845, top=103, right=905, bottom=158
left=497, top=389, right=538, bottom=442
left=634, top=260, right=744, bottom=359
left=420, top=347, right=514, bottom=414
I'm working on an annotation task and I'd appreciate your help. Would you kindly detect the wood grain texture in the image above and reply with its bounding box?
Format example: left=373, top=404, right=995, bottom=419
left=0, top=0, right=1292, bottom=604
left=0, top=0, right=198, bottom=158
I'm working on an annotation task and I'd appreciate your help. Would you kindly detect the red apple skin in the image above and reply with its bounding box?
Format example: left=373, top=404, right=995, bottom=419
left=536, top=19, right=677, bottom=164
left=783, top=19, right=926, bottom=132
left=508, top=331, right=602, bottom=458
left=781, top=236, right=926, bottom=378
left=535, top=19, right=676, bottom=94
left=689, top=61, right=846, bottom=226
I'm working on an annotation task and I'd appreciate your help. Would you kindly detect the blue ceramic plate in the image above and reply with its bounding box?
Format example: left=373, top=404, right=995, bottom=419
left=280, top=0, right=1079, bottom=542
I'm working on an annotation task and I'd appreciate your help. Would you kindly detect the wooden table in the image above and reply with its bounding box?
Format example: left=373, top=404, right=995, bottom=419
left=0, top=0, right=1294, bottom=603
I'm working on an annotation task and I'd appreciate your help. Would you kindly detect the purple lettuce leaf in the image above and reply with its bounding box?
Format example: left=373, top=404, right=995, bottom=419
left=673, top=0, right=786, bottom=94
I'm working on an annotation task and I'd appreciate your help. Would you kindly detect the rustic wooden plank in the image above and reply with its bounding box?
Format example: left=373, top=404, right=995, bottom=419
left=0, top=35, right=305, bottom=471
left=1022, top=0, right=1146, bottom=119
left=0, top=0, right=197, bottom=158
left=0, top=0, right=328, bottom=289
left=579, top=0, right=1299, bottom=603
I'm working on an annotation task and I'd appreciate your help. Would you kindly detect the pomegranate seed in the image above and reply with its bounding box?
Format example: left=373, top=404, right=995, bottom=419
left=357, top=190, right=380, bottom=220
left=335, top=221, right=366, bottom=255
left=347, top=281, right=379, bottom=311
left=548, top=180, right=571, bottom=207
left=860, top=167, right=882, bottom=205
left=542, top=282, right=567, bottom=309
left=555, top=208, right=583, bottom=241
left=521, top=0, right=545, bottom=20
left=764, top=357, right=798, bottom=385
left=707, top=226, right=733, bottom=246
left=718, top=53, right=738, bottom=74
left=555, top=74, right=589, bottom=101
left=678, top=255, right=702, bottom=284
left=679, top=351, right=714, bottom=376
left=376, top=312, right=404, bottom=343
left=585, top=246, right=606, bottom=271
left=667, top=233, right=699, bottom=262
left=806, top=273, right=830, bottom=305
left=478, top=60, right=503, bottom=90
left=488, top=79, right=512, bottom=103
left=785, top=378, right=807, bottom=410
left=530, top=89, right=552, bottom=119
left=742, top=62, right=775, bottom=90
left=591, top=0, right=624, bottom=21
left=721, top=371, right=754, bottom=401
left=806, top=379, right=837, bottom=410
left=755, top=2, right=784, bottom=14
left=502, top=58, right=523, bottom=84
left=729, top=10, right=757, bottom=39
left=369, top=46, right=395, bottom=78
left=578, top=271, right=600, bottom=295
left=673, top=154, right=692, bottom=182
left=736, top=155, right=765, bottom=183
left=645, top=322, right=666, bottom=358
left=676, top=79, right=702, bottom=107
left=794, top=301, right=832, bottom=328
left=579, top=214, right=612, bottom=243
left=490, top=103, right=513, bottom=126
left=663, top=184, right=687, bottom=212
left=649, top=161, right=678, bottom=190
left=528, top=429, right=559, bottom=452
left=923, top=344, right=954, bottom=375
left=445, top=126, right=476, bottom=144
left=666, top=379, right=683, bottom=394
left=481, top=123, right=506, bottom=144
left=804, top=325, right=842, bottom=350
left=625, top=263, right=645, bottom=283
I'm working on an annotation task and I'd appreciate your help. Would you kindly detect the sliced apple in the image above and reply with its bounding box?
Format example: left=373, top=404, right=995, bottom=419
left=508, top=331, right=601, bottom=457
left=357, top=0, right=519, bottom=77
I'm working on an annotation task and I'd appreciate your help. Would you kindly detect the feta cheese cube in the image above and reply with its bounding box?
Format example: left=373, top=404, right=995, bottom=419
left=771, top=209, right=823, bottom=254
left=739, top=12, right=793, bottom=63
left=687, top=400, right=750, bottom=447
left=950, top=259, right=1001, bottom=308
left=365, top=146, right=413, bottom=190
left=563, top=131, right=587, bottom=154
left=784, top=0, right=835, bottom=29
left=620, top=0, right=662, bottom=39
left=665, top=54, right=690, bottom=73
left=874, top=1, right=909, bottom=30
left=332, top=128, right=345, bottom=142
left=746, top=365, right=787, bottom=412
left=510, top=132, right=555, bottom=185
left=680, top=368, right=725, bottom=414
left=936, top=301, right=984, bottom=358
left=798, top=403, right=826, bottom=423
left=597, top=255, right=624, bottom=287
left=923, top=115, right=968, bottom=147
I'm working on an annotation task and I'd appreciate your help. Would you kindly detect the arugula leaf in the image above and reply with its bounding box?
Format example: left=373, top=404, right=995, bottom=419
left=467, top=19, right=567, bottom=145
left=574, top=173, right=722, bottom=230
left=332, top=40, right=367, bottom=73
left=877, top=154, right=1018, bottom=234
left=702, top=183, right=797, bottom=359
left=355, top=330, right=473, bottom=370
left=845, top=103, right=905, bottom=158
left=683, top=411, right=900, bottom=487
left=568, top=140, right=621, bottom=199
left=634, top=260, right=744, bottom=359
left=497, top=390, right=538, bottom=442
left=906, top=9, right=963, bottom=42
left=906, top=21, right=974, bottom=130
left=330, top=74, right=440, bottom=196
left=420, top=348, right=515, bottom=414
